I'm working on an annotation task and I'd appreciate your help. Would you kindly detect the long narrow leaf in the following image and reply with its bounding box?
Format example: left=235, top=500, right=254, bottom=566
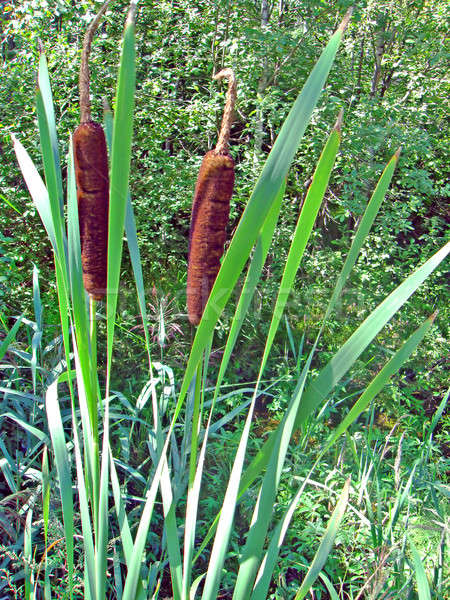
left=240, top=241, right=450, bottom=496
left=45, top=378, right=74, bottom=599
left=66, top=136, right=94, bottom=410
left=24, top=508, right=34, bottom=600
left=213, top=179, right=286, bottom=400
left=104, top=96, right=182, bottom=599
left=232, top=117, right=343, bottom=599
left=233, top=348, right=316, bottom=600
left=103, top=101, right=153, bottom=369
left=72, top=397, right=98, bottom=599
left=409, top=537, right=432, bottom=600
left=294, top=479, right=350, bottom=600
left=320, top=148, right=400, bottom=328
left=321, top=313, right=437, bottom=456
left=106, top=1, right=137, bottom=385
left=12, top=137, right=58, bottom=254
left=37, top=52, right=63, bottom=209
left=0, top=314, right=24, bottom=360
left=36, top=55, right=65, bottom=254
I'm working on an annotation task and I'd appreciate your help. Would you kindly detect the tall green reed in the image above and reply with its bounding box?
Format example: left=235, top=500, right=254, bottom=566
left=11, top=2, right=448, bottom=598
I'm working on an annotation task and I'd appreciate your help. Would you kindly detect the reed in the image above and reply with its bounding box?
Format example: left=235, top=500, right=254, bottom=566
left=11, top=4, right=448, bottom=599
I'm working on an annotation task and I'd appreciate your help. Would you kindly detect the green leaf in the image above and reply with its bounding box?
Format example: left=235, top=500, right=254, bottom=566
left=320, top=149, right=400, bottom=328
left=409, top=537, right=432, bottom=600
left=209, top=178, right=286, bottom=412
left=240, top=241, right=450, bottom=497
left=103, top=102, right=153, bottom=370
left=318, top=573, right=339, bottom=600
left=321, top=312, right=437, bottom=456
left=45, top=377, right=74, bottom=599
left=106, top=1, right=137, bottom=386
left=24, top=508, right=34, bottom=600
left=12, top=136, right=58, bottom=255
left=0, top=412, right=49, bottom=444
left=36, top=54, right=65, bottom=254
left=0, top=314, right=24, bottom=360
left=293, top=479, right=350, bottom=600
left=37, top=53, right=63, bottom=209
left=71, top=392, right=98, bottom=599
left=233, top=118, right=341, bottom=600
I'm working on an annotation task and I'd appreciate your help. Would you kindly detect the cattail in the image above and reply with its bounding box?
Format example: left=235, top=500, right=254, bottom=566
left=73, top=0, right=110, bottom=300
left=187, top=68, right=237, bottom=325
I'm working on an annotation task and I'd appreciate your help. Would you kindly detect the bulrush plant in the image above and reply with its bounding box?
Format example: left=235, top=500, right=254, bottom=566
left=10, top=2, right=449, bottom=599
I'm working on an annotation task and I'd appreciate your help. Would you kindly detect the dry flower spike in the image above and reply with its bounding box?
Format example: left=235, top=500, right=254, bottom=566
left=73, top=0, right=110, bottom=300
left=187, top=68, right=237, bottom=325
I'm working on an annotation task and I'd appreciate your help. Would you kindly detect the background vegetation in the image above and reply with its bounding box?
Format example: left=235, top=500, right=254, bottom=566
left=0, top=0, right=448, bottom=598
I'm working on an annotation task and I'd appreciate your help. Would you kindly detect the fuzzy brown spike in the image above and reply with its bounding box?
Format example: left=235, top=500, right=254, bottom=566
left=73, top=1, right=111, bottom=300
left=187, top=69, right=237, bottom=325
left=73, top=122, right=109, bottom=300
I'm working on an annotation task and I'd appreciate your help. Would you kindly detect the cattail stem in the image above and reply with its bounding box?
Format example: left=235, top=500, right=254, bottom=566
left=89, top=295, right=100, bottom=532
left=79, top=0, right=111, bottom=123
left=213, top=68, right=237, bottom=155
left=89, top=296, right=98, bottom=396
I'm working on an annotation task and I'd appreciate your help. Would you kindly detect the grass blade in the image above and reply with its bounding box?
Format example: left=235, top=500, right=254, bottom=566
left=320, top=148, right=401, bottom=328
left=0, top=314, right=24, bottom=360
left=66, top=136, right=99, bottom=497
left=320, top=313, right=437, bottom=455
left=318, top=573, right=339, bottom=600
left=105, top=93, right=182, bottom=599
left=96, top=399, right=110, bottom=599
left=41, top=446, right=52, bottom=600
left=409, top=537, right=432, bottom=600
left=0, top=413, right=49, bottom=443
left=293, top=479, right=350, bottom=600
left=72, top=399, right=98, bottom=599
left=12, top=136, right=58, bottom=254
left=103, top=101, right=153, bottom=370
left=240, top=241, right=450, bottom=497
left=24, top=508, right=34, bottom=600
left=257, top=113, right=341, bottom=374
left=298, top=241, right=449, bottom=429
left=202, top=117, right=341, bottom=598
left=36, top=54, right=65, bottom=251
left=45, top=377, right=74, bottom=599
left=37, top=52, right=63, bottom=209
left=234, top=349, right=316, bottom=600
left=106, top=1, right=137, bottom=385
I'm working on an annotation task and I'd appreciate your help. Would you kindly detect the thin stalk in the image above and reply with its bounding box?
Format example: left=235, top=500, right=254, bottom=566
left=89, top=296, right=100, bottom=535
left=189, top=335, right=212, bottom=485
left=182, top=336, right=212, bottom=598
left=189, top=360, right=203, bottom=486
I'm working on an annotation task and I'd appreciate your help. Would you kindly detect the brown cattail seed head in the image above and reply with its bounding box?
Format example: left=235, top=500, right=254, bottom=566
left=73, top=0, right=111, bottom=300
left=73, top=121, right=109, bottom=300
left=187, top=150, right=235, bottom=325
left=186, top=69, right=237, bottom=326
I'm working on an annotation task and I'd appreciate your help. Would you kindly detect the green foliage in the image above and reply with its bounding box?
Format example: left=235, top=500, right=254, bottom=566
left=0, top=1, right=449, bottom=599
